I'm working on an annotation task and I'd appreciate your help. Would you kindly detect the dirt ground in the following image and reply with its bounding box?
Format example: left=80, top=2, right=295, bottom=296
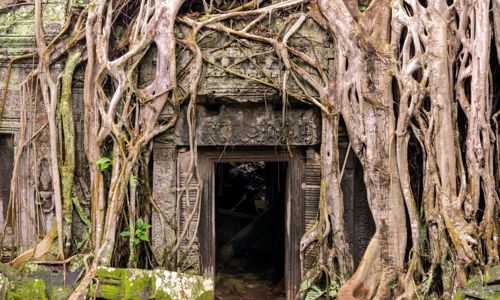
left=215, top=258, right=286, bottom=300
left=215, top=272, right=286, bottom=299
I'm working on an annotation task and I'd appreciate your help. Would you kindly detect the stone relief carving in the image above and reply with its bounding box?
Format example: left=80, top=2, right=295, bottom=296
left=38, top=158, right=54, bottom=212
left=0, top=1, right=69, bottom=59
left=199, top=118, right=318, bottom=145
left=174, top=104, right=321, bottom=146
left=37, top=157, right=55, bottom=230
left=151, top=146, right=177, bottom=265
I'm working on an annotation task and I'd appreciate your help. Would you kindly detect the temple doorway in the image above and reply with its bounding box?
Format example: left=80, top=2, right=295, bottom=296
left=192, top=148, right=304, bottom=300
left=214, top=161, right=287, bottom=299
left=0, top=134, right=14, bottom=261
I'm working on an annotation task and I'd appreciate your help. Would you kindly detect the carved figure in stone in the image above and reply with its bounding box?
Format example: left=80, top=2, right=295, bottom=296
left=37, top=158, right=54, bottom=214
left=201, top=120, right=230, bottom=145
left=297, top=120, right=316, bottom=144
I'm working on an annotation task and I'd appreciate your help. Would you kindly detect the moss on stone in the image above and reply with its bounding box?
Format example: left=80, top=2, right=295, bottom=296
left=21, top=261, right=49, bottom=275
left=46, top=285, right=73, bottom=300
left=92, top=267, right=214, bottom=299
left=0, top=0, right=69, bottom=59
left=457, top=265, right=500, bottom=299
left=0, top=272, right=8, bottom=299
left=6, top=278, right=48, bottom=300
left=69, top=255, right=84, bottom=273
left=0, top=263, right=49, bottom=300
left=0, top=262, right=84, bottom=300
left=485, top=265, right=500, bottom=284
left=149, top=289, right=174, bottom=300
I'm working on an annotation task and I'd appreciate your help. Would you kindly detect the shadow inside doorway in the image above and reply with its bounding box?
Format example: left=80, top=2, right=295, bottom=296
left=214, top=161, right=287, bottom=300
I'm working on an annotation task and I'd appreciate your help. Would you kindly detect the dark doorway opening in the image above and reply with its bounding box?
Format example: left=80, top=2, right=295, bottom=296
left=0, top=134, right=14, bottom=261
left=0, top=134, right=14, bottom=223
left=214, top=161, right=287, bottom=299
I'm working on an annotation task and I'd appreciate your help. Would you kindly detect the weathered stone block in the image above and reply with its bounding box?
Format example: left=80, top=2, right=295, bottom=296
left=174, top=104, right=321, bottom=146
left=91, top=267, right=214, bottom=300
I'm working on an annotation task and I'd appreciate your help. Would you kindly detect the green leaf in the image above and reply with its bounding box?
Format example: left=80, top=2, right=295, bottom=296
left=300, top=279, right=313, bottom=293
left=129, top=175, right=138, bottom=187
left=328, top=282, right=339, bottom=297
left=452, top=289, right=463, bottom=300
left=304, top=285, right=324, bottom=300
left=484, top=273, right=492, bottom=283
left=124, top=218, right=151, bottom=244
left=95, top=157, right=112, bottom=171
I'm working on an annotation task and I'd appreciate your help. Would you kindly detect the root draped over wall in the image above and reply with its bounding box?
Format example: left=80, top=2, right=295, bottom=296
left=1, top=0, right=500, bottom=299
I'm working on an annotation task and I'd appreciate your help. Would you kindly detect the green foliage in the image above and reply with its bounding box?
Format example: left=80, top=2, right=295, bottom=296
left=95, top=157, right=112, bottom=171
left=358, top=0, right=370, bottom=11
left=452, top=289, right=463, bottom=300
left=300, top=280, right=340, bottom=300
left=120, top=218, right=151, bottom=245
left=129, top=174, right=138, bottom=187
left=483, top=272, right=492, bottom=283
left=303, top=285, right=324, bottom=300
left=300, top=278, right=339, bottom=300
left=329, top=281, right=340, bottom=298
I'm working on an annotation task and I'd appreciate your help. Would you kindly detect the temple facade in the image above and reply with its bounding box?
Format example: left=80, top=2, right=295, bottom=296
left=0, top=1, right=375, bottom=297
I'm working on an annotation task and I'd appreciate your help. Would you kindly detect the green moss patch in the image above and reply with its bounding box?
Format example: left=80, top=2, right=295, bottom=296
left=91, top=267, right=214, bottom=300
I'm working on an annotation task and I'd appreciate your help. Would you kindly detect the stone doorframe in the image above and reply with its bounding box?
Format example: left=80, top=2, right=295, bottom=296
left=197, top=147, right=306, bottom=299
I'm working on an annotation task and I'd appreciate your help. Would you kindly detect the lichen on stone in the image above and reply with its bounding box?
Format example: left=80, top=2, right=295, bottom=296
left=92, top=266, right=214, bottom=299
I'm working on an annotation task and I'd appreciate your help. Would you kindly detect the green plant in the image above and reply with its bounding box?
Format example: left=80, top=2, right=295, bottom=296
left=120, top=218, right=151, bottom=245
left=129, top=174, right=138, bottom=187
left=95, top=157, right=112, bottom=171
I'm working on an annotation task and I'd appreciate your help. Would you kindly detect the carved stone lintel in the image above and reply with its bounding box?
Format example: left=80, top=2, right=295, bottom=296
left=174, top=104, right=321, bottom=146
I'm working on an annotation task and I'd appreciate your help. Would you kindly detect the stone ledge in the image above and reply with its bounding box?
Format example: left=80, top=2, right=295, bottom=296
left=91, top=267, right=214, bottom=300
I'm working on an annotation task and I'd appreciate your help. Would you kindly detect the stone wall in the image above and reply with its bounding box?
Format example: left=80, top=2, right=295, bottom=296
left=0, top=0, right=70, bottom=252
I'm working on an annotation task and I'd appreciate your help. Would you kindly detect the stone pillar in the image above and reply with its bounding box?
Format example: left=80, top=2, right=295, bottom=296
left=151, top=143, right=177, bottom=266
